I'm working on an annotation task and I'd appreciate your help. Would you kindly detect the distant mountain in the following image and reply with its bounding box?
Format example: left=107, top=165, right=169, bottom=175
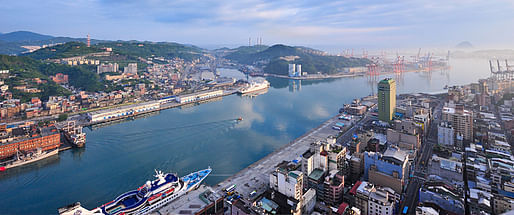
left=456, top=41, right=473, bottom=49
left=225, top=44, right=370, bottom=75
left=0, top=31, right=108, bottom=55
left=219, top=45, right=268, bottom=55
left=0, top=31, right=54, bottom=42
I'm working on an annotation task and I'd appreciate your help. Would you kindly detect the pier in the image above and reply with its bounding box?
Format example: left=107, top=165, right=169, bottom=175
left=84, top=89, right=238, bottom=127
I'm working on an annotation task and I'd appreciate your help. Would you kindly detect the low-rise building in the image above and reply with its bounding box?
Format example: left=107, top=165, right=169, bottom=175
left=418, top=181, right=465, bottom=215
left=367, top=187, right=396, bottom=215
left=364, top=147, right=409, bottom=193
left=175, top=90, right=223, bottom=104
left=269, top=160, right=304, bottom=200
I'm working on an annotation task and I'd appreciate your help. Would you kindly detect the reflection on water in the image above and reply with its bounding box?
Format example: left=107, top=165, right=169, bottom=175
left=0, top=58, right=492, bottom=215
left=288, top=79, right=301, bottom=92
left=0, top=155, right=60, bottom=181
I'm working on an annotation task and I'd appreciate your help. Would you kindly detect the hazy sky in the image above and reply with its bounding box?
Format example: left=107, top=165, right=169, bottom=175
left=1, top=0, right=514, bottom=49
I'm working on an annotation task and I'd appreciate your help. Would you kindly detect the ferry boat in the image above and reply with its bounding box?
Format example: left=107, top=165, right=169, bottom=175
left=237, top=80, right=270, bottom=94
left=58, top=168, right=212, bottom=215
left=0, top=148, right=58, bottom=171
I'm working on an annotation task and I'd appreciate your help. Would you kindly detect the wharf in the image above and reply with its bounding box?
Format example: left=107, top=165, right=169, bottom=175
left=213, top=114, right=341, bottom=198
left=151, top=114, right=341, bottom=214
left=85, top=89, right=238, bottom=127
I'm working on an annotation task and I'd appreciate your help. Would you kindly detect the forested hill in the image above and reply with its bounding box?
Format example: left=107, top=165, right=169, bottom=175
left=0, top=55, right=104, bottom=97
left=23, top=41, right=204, bottom=62
left=225, top=44, right=370, bottom=75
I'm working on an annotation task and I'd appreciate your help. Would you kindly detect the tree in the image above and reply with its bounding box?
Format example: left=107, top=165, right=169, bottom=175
left=58, top=113, right=68, bottom=122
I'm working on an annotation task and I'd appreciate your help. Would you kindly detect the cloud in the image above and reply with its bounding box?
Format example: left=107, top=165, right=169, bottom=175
left=1, top=0, right=514, bottom=47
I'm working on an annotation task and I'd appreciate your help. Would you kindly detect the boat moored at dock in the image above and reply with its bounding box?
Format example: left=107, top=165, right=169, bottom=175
left=61, top=120, right=86, bottom=148
left=0, top=148, right=59, bottom=171
left=237, top=79, right=270, bottom=94
left=58, top=168, right=212, bottom=215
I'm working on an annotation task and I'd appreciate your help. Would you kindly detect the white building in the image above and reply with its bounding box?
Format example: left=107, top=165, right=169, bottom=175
left=88, top=101, right=160, bottom=123
left=301, top=188, right=316, bottom=214
left=97, top=63, right=119, bottom=74
left=288, top=64, right=302, bottom=77
left=288, top=64, right=296, bottom=77
left=416, top=206, right=439, bottom=215
left=438, top=122, right=454, bottom=146
left=295, top=64, right=302, bottom=77
left=368, top=188, right=396, bottom=215
left=124, top=63, right=138, bottom=75
left=269, top=170, right=304, bottom=200
left=175, top=90, right=223, bottom=104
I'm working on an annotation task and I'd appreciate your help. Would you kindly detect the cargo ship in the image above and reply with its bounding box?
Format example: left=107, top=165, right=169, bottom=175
left=61, top=121, right=86, bottom=148
left=237, top=79, right=270, bottom=94
left=58, top=168, right=212, bottom=215
left=0, top=148, right=59, bottom=171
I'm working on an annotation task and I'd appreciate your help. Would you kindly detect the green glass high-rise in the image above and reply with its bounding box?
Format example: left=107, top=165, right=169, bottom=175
left=378, top=78, right=396, bottom=122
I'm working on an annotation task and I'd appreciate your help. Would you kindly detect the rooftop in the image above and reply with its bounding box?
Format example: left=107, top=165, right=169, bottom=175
left=308, top=168, right=325, bottom=181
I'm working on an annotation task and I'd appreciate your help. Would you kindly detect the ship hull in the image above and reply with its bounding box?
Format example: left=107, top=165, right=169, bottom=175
left=58, top=168, right=211, bottom=215
left=1, top=149, right=58, bottom=170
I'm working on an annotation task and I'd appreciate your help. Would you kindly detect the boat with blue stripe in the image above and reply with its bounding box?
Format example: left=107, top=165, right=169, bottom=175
left=58, top=168, right=212, bottom=215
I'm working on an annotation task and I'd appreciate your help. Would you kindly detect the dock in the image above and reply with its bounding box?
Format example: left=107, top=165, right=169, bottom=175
left=213, top=114, right=341, bottom=197
left=153, top=114, right=342, bottom=214
left=84, top=89, right=238, bottom=127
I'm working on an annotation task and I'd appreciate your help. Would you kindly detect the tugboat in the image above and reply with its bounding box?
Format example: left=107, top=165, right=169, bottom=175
left=62, top=120, right=86, bottom=148
left=58, top=168, right=212, bottom=215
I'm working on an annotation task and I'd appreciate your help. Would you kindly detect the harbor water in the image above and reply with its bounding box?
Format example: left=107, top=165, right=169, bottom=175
left=0, top=58, right=490, bottom=214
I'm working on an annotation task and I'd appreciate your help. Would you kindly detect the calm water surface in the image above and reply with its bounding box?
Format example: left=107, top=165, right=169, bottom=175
left=0, top=58, right=490, bottom=214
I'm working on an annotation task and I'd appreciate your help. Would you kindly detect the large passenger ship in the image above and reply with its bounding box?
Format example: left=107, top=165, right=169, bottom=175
left=237, top=79, right=270, bottom=94
left=58, top=168, right=212, bottom=215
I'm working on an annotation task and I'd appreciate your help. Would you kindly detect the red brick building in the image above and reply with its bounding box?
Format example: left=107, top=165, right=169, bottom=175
left=0, top=125, right=61, bottom=159
left=51, top=73, right=69, bottom=84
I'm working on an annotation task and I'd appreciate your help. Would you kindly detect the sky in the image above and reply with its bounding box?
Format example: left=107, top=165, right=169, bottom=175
left=1, top=0, right=514, bottom=50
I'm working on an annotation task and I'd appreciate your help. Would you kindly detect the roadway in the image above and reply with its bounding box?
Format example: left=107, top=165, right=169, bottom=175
left=400, top=101, right=443, bottom=214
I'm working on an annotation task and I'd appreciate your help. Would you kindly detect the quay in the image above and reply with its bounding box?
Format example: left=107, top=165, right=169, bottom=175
left=84, top=89, right=238, bottom=127
left=213, top=114, right=341, bottom=195
left=156, top=114, right=344, bottom=214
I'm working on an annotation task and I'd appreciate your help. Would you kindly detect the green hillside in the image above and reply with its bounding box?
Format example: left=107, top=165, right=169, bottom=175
left=0, top=55, right=105, bottom=99
left=97, top=41, right=204, bottom=61
left=225, top=44, right=370, bottom=75
left=22, top=42, right=103, bottom=60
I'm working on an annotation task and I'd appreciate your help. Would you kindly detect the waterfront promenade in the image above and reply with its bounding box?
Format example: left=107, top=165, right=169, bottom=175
left=156, top=114, right=342, bottom=214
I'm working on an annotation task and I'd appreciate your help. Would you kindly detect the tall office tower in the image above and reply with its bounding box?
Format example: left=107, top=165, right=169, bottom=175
left=378, top=78, right=396, bottom=122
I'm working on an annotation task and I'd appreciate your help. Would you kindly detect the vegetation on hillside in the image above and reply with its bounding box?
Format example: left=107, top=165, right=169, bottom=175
left=0, top=55, right=106, bottom=99
left=225, top=44, right=370, bottom=75
left=222, top=45, right=268, bottom=57
left=96, top=41, right=204, bottom=61
left=22, top=42, right=103, bottom=60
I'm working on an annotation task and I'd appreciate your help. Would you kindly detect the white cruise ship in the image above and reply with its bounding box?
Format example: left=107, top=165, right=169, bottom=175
left=238, top=80, right=270, bottom=94
left=58, top=168, right=211, bottom=215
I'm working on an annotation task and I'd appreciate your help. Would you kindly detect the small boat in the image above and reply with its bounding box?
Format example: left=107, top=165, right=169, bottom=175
left=237, top=117, right=243, bottom=121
